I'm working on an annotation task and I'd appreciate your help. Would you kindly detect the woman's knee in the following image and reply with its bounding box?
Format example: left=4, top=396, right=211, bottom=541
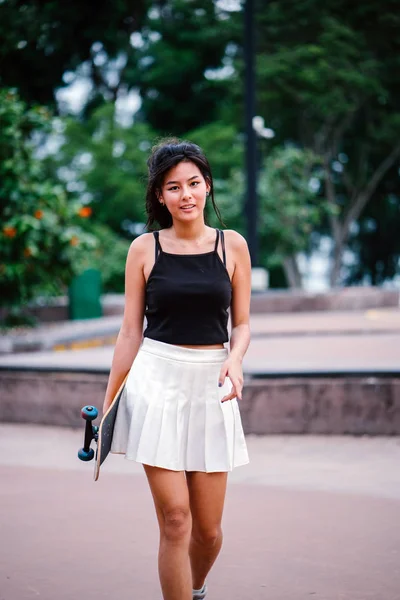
left=191, top=524, right=222, bottom=548
left=162, top=506, right=192, bottom=543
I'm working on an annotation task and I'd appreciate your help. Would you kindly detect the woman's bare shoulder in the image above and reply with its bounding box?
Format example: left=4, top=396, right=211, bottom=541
left=127, top=231, right=155, bottom=255
left=222, top=229, right=249, bottom=253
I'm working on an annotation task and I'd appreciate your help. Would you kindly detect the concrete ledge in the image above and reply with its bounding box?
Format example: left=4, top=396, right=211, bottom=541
left=241, top=376, right=400, bottom=435
left=1, top=369, right=399, bottom=435
left=0, top=371, right=108, bottom=428
left=0, top=316, right=122, bottom=355
left=1, top=287, right=399, bottom=324
left=250, top=287, right=400, bottom=314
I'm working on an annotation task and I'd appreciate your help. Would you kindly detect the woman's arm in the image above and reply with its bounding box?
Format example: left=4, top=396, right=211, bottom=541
left=218, top=231, right=252, bottom=402
left=102, top=236, right=147, bottom=413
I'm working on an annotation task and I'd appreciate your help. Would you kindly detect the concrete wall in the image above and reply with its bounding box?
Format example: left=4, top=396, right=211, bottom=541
left=1, top=369, right=399, bottom=435
left=241, top=377, right=400, bottom=435
left=0, top=371, right=107, bottom=428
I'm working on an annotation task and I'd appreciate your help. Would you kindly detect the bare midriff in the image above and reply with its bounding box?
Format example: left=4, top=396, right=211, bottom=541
left=175, top=344, right=225, bottom=350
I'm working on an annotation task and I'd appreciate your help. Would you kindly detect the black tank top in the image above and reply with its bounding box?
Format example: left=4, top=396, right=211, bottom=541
left=143, top=229, right=232, bottom=345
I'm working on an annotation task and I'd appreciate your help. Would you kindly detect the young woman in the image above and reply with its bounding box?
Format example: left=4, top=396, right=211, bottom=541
left=105, top=139, right=251, bottom=600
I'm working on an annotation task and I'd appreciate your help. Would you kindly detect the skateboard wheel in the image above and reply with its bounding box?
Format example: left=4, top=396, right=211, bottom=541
left=81, top=405, right=98, bottom=421
left=78, top=448, right=95, bottom=461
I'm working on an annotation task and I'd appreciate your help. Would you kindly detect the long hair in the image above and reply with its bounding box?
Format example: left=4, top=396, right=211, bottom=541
left=145, top=137, right=225, bottom=231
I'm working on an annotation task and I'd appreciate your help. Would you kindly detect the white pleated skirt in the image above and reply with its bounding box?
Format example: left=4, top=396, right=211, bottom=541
left=110, top=337, right=249, bottom=472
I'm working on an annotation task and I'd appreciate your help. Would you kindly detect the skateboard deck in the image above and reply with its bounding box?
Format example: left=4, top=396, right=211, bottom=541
left=94, top=374, right=128, bottom=481
left=78, top=375, right=129, bottom=480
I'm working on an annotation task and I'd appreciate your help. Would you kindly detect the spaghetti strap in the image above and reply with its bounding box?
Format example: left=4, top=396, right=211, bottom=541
left=214, top=229, right=226, bottom=266
left=220, top=230, right=226, bottom=266
left=213, top=229, right=220, bottom=253
left=153, top=231, right=162, bottom=261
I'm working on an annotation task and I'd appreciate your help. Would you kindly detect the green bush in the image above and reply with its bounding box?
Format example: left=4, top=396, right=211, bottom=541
left=74, top=224, right=131, bottom=293
left=0, top=88, right=97, bottom=316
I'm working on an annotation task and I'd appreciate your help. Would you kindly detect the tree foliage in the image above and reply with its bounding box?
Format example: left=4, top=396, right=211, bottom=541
left=0, top=89, right=96, bottom=314
left=129, top=0, right=239, bottom=134
left=216, top=145, right=330, bottom=286
left=253, top=0, right=400, bottom=285
left=0, top=0, right=237, bottom=133
left=2, top=0, right=400, bottom=289
left=0, top=0, right=148, bottom=107
left=52, top=103, right=155, bottom=235
left=346, top=184, right=400, bottom=286
left=74, top=223, right=131, bottom=293
left=258, top=146, right=330, bottom=287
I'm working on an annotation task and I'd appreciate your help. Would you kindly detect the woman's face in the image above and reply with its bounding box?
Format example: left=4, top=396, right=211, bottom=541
left=159, top=160, right=210, bottom=223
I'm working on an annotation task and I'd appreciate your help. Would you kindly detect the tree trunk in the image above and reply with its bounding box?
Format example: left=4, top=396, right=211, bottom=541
left=330, top=237, right=345, bottom=288
left=326, top=143, right=400, bottom=287
left=283, top=256, right=303, bottom=289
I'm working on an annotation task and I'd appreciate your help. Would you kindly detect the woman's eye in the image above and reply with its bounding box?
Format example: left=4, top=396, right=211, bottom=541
left=167, top=186, right=178, bottom=191
left=191, top=181, right=199, bottom=186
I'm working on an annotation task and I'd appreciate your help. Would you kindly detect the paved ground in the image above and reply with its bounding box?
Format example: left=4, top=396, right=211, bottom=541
left=250, top=307, right=400, bottom=336
left=1, top=424, right=400, bottom=600
left=2, top=309, right=400, bottom=598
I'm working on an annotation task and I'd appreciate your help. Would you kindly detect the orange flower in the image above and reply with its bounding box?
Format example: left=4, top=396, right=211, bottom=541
left=3, top=226, right=17, bottom=238
left=78, top=206, right=92, bottom=218
left=70, top=236, right=79, bottom=246
left=23, top=247, right=32, bottom=258
left=34, top=210, right=43, bottom=219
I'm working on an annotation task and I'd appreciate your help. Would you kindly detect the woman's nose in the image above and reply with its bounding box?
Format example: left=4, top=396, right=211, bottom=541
left=181, top=186, right=192, bottom=199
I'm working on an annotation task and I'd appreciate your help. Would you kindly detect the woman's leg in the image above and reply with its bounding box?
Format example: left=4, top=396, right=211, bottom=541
left=186, top=471, right=228, bottom=590
left=143, top=464, right=192, bottom=600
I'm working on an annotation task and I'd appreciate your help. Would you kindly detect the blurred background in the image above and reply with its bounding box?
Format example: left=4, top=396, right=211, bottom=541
left=2, top=4, right=400, bottom=598
left=1, top=0, right=400, bottom=326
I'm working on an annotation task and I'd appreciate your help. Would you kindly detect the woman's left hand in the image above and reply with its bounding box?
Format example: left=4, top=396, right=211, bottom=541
left=218, top=356, right=244, bottom=402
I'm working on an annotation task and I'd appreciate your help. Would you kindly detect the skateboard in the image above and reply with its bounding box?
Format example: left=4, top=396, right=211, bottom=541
left=78, top=374, right=128, bottom=481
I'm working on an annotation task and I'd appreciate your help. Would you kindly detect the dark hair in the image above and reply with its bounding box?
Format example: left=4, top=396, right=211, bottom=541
left=145, top=137, right=225, bottom=230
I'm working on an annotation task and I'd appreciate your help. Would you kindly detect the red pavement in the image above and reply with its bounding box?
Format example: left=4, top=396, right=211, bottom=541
left=2, top=309, right=400, bottom=599
left=2, top=465, right=400, bottom=600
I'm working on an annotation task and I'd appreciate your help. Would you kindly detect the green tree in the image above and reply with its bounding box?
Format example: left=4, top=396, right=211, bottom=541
left=258, top=146, right=330, bottom=288
left=346, top=183, right=400, bottom=286
left=129, top=0, right=239, bottom=134
left=0, top=0, right=149, bottom=108
left=253, top=0, right=400, bottom=286
left=220, top=145, right=329, bottom=287
left=0, top=0, right=238, bottom=134
left=186, top=121, right=244, bottom=181
left=74, top=224, right=131, bottom=293
left=51, top=103, right=155, bottom=235
left=0, top=89, right=96, bottom=318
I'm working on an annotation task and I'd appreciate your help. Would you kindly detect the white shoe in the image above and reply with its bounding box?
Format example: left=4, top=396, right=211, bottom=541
left=193, top=583, right=207, bottom=599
